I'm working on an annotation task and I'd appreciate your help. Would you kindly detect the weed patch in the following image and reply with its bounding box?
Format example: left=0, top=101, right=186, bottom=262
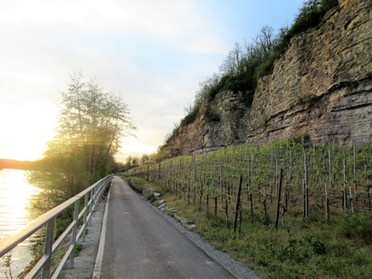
left=341, top=213, right=372, bottom=243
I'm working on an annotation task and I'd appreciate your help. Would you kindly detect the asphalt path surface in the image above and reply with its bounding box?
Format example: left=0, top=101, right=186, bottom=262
left=100, top=176, right=236, bottom=279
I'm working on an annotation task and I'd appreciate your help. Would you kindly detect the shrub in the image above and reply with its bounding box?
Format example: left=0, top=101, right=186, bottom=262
left=165, top=125, right=180, bottom=144
left=285, top=0, right=338, bottom=44
left=341, top=213, right=372, bottom=243
left=222, top=74, right=256, bottom=94
left=146, top=193, right=156, bottom=203
left=207, top=80, right=224, bottom=101
left=74, top=243, right=83, bottom=256
left=180, top=109, right=198, bottom=126
left=205, top=110, right=221, bottom=122
left=300, top=94, right=322, bottom=106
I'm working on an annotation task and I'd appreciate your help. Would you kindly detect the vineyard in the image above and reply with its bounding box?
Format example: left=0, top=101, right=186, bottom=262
left=126, top=139, right=372, bottom=278
left=130, top=139, right=372, bottom=230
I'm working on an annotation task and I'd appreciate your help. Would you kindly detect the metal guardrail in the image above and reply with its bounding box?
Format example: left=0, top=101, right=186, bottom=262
left=0, top=174, right=113, bottom=279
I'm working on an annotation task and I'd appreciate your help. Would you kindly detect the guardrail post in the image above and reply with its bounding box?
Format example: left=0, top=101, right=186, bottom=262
left=69, top=200, right=80, bottom=267
left=42, top=219, right=54, bottom=279
left=82, top=194, right=89, bottom=242
left=93, top=187, right=97, bottom=209
left=88, top=190, right=93, bottom=226
left=98, top=180, right=105, bottom=199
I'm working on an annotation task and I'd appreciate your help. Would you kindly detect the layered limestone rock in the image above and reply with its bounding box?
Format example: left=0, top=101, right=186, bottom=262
left=247, top=0, right=372, bottom=145
left=166, top=0, right=371, bottom=156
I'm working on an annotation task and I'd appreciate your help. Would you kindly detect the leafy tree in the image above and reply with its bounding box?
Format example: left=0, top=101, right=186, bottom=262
left=29, top=73, right=135, bottom=198
left=123, top=156, right=140, bottom=170
left=141, top=154, right=150, bottom=164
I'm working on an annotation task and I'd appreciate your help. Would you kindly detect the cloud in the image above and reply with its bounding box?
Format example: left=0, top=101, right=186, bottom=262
left=0, top=0, right=202, bottom=36
left=0, top=0, right=303, bottom=161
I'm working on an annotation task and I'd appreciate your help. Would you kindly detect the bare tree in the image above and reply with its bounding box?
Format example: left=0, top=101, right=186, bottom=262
left=219, top=42, right=243, bottom=76
left=256, top=26, right=275, bottom=58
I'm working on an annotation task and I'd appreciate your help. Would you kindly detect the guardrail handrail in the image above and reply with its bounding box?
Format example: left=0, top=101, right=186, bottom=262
left=0, top=174, right=113, bottom=279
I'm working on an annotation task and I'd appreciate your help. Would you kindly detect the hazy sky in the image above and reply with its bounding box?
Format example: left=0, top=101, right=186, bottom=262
left=0, top=0, right=304, bottom=161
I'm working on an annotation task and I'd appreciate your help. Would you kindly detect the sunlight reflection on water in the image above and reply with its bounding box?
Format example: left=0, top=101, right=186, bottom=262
left=0, top=169, right=40, bottom=277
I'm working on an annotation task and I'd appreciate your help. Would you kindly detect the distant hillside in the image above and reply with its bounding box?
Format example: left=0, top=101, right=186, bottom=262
left=160, top=0, right=372, bottom=157
left=0, top=159, right=35, bottom=170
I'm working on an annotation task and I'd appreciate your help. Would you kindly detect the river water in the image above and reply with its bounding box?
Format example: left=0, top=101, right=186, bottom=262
left=0, top=169, right=40, bottom=277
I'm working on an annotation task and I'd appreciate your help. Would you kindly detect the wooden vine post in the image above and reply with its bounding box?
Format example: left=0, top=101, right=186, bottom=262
left=247, top=158, right=254, bottom=223
left=225, top=182, right=230, bottom=228
left=234, top=175, right=243, bottom=233
left=326, top=148, right=331, bottom=221
left=366, top=155, right=372, bottom=211
left=303, top=151, right=309, bottom=219
left=192, top=155, right=197, bottom=206
left=343, top=158, right=348, bottom=212
left=275, top=169, right=283, bottom=228
left=146, top=164, right=149, bottom=181
left=351, top=141, right=356, bottom=213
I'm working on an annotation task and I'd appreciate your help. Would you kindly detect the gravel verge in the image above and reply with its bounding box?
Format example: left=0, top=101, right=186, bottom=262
left=61, top=197, right=106, bottom=279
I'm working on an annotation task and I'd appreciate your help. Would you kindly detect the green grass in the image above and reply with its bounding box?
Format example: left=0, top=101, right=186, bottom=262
left=123, top=175, right=163, bottom=193
left=129, top=176, right=372, bottom=279
left=74, top=243, right=83, bottom=257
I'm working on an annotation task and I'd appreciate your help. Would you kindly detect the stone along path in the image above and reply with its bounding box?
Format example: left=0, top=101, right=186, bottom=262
left=98, top=176, right=236, bottom=279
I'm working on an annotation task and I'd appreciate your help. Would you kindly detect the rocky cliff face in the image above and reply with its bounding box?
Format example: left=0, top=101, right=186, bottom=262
left=167, top=0, right=372, bottom=156
left=167, top=90, right=250, bottom=155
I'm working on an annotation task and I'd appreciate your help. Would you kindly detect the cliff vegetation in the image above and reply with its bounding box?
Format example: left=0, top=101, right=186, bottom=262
left=160, top=0, right=371, bottom=157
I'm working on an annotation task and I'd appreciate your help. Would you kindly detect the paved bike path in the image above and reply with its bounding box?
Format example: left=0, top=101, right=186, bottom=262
left=99, top=176, right=235, bottom=279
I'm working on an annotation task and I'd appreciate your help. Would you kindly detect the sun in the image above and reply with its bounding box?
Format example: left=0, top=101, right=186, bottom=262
left=0, top=101, right=58, bottom=161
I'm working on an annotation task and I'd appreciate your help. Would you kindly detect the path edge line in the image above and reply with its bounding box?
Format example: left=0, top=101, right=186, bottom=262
left=92, top=185, right=111, bottom=279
